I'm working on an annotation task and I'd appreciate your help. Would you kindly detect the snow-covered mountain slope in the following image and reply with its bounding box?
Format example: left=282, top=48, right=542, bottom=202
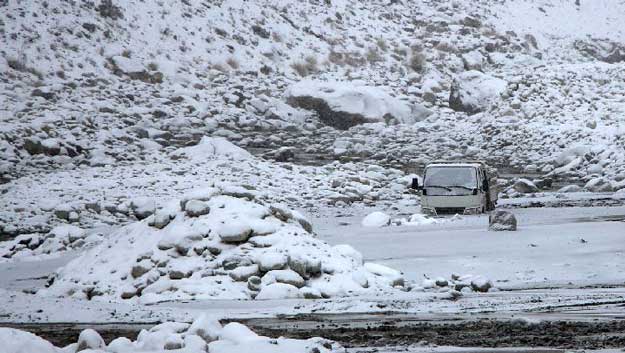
left=1, top=0, right=625, bottom=231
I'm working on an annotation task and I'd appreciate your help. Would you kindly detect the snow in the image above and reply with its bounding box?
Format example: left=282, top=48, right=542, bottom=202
left=256, top=283, right=302, bottom=300
left=1, top=0, right=625, bottom=350
left=361, top=211, right=391, bottom=227
left=174, top=136, right=253, bottom=161
left=400, top=214, right=439, bottom=226
left=0, top=328, right=59, bottom=353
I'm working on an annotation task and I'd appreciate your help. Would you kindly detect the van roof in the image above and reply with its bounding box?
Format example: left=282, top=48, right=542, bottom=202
left=427, top=163, right=481, bottom=168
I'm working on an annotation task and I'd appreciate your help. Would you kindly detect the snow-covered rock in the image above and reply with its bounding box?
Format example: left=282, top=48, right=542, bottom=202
left=76, top=328, right=106, bottom=351
left=174, top=137, right=252, bottom=161
left=584, top=177, right=613, bottom=192
left=361, top=211, right=391, bottom=227
left=513, top=178, right=539, bottom=194
left=449, top=71, right=507, bottom=114
left=286, top=80, right=431, bottom=130
left=488, top=210, right=517, bottom=231
left=256, top=283, right=302, bottom=300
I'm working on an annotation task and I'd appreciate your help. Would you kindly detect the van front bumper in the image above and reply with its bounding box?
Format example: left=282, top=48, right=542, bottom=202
left=421, top=194, right=483, bottom=216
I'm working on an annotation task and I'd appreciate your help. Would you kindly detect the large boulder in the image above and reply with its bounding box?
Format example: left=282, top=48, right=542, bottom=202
left=449, top=70, right=507, bottom=114
left=584, top=177, right=613, bottom=192
left=488, top=210, right=517, bottom=231
left=286, top=80, right=432, bottom=130
left=513, top=178, right=539, bottom=194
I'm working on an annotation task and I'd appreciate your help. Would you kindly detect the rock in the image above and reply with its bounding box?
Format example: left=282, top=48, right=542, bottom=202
left=229, top=264, right=260, bottom=282
left=558, top=184, right=582, bottom=193
left=149, top=210, right=173, bottom=229
left=187, top=314, right=222, bottom=343
left=54, top=204, right=73, bottom=221
left=584, top=177, right=613, bottom=192
left=131, top=260, right=152, bottom=278
left=513, top=178, right=539, bottom=193
left=76, top=329, right=105, bottom=352
left=217, top=223, right=252, bottom=243
left=435, top=278, right=448, bottom=287
left=23, top=138, right=44, bottom=155
left=269, top=204, right=313, bottom=233
left=130, top=198, right=156, bottom=220
left=263, top=269, right=306, bottom=288
left=121, top=287, right=138, bottom=299
left=222, top=255, right=253, bottom=270
left=258, top=252, right=288, bottom=272
left=31, top=88, right=56, bottom=101
left=169, top=269, right=189, bottom=280
left=286, top=80, right=431, bottom=130
left=247, top=276, right=262, bottom=291
left=264, top=146, right=295, bottom=162
left=574, top=39, right=625, bottom=63
left=255, top=283, right=302, bottom=300
left=449, top=70, right=506, bottom=115
left=488, top=210, right=517, bottom=231
left=461, top=50, right=485, bottom=71
left=470, top=276, right=493, bottom=292
left=163, top=336, right=184, bottom=350
left=533, top=178, right=553, bottom=189
left=185, top=200, right=210, bottom=217
left=288, top=254, right=322, bottom=279
left=40, top=138, right=61, bottom=156
left=84, top=202, right=102, bottom=214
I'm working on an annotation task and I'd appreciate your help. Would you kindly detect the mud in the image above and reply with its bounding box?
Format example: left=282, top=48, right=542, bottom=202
left=239, top=316, right=625, bottom=349
left=5, top=316, right=625, bottom=349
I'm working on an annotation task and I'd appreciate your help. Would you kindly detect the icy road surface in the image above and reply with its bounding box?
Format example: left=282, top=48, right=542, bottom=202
left=314, top=201, right=625, bottom=290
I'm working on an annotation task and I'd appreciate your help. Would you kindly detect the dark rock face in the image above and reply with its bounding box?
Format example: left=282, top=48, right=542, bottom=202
left=488, top=210, right=517, bottom=231
left=286, top=95, right=369, bottom=130
left=575, top=39, right=625, bottom=63
left=449, top=84, right=480, bottom=115
left=97, top=0, right=124, bottom=20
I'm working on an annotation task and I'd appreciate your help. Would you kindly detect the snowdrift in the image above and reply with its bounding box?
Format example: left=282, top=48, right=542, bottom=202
left=40, top=185, right=405, bottom=302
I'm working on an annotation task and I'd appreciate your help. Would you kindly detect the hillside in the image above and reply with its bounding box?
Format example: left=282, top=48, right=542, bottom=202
left=1, top=0, right=625, bottom=236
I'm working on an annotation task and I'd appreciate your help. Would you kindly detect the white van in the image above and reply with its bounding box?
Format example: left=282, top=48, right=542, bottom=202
left=411, top=161, right=498, bottom=215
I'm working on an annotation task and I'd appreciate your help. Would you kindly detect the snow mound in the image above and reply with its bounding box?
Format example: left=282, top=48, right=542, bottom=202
left=1, top=316, right=345, bottom=353
left=286, top=80, right=431, bottom=129
left=40, top=186, right=404, bottom=302
left=173, top=136, right=252, bottom=161
left=361, top=211, right=391, bottom=227
left=400, top=214, right=439, bottom=226
left=0, top=328, right=59, bottom=353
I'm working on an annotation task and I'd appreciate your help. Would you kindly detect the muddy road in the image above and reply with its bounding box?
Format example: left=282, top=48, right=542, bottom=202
left=6, top=312, right=625, bottom=349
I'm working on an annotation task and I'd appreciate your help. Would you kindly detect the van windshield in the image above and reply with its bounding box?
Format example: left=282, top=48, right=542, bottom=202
left=424, top=166, right=477, bottom=195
